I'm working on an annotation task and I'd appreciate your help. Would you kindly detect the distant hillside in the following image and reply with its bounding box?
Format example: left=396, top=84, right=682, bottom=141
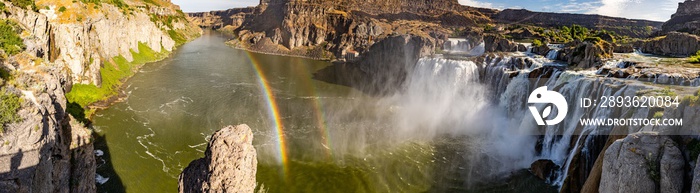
left=493, top=9, right=663, bottom=38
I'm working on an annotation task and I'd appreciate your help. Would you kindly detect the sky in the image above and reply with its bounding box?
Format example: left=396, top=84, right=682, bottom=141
left=172, top=0, right=684, bottom=22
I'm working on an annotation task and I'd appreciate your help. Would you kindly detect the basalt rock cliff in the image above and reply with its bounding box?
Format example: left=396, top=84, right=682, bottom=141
left=179, top=125, right=257, bottom=193
left=189, top=0, right=494, bottom=60
left=0, top=0, right=200, bottom=192
left=662, top=0, right=700, bottom=34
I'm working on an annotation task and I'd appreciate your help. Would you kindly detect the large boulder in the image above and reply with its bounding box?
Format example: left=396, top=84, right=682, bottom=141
left=530, top=159, right=560, bottom=182
left=178, top=125, right=258, bottom=193
left=484, top=34, right=518, bottom=52
left=641, top=32, right=700, bottom=57
left=599, top=132, right=685, bottom=193
left=559, top=39, right=613, bottom=69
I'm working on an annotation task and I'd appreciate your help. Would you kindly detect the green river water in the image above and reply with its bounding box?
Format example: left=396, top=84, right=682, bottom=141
left=93, top=31, right=555, bottom=193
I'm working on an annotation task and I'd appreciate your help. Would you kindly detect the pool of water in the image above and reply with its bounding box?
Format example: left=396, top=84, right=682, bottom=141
left=92, top=30, right=556, bottom=193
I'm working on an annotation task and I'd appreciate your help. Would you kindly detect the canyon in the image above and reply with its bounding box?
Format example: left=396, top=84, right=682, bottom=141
left=1, top=0, right=700, bottom=192
left=0, top=0, right=200, bottom=192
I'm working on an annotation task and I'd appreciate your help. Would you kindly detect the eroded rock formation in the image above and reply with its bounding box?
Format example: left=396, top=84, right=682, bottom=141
left=663, top=0, right=700, bottom=34
left=641, top=32, right=700, bottom=57
left=558, top=40, right=613, bottom=69
left=179, top=125, right=257, bottom=193
left=599, top=132, right=684, bottom=193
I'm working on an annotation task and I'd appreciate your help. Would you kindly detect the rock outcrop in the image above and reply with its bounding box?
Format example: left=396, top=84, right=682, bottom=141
left=0, top=57, right=95, bottom=192
left=179, top=125, right=257, bottom=193
left=558, top=39, right=613, bottom=68
left=662, top=0, right=700, bottom=34
left=599, top=132, right=685, bottom=193
left=483, top=34, right=518, bottom=52
left=641, top=32, right=700, bottom=57
left=530, top=159, right=560, bottom=182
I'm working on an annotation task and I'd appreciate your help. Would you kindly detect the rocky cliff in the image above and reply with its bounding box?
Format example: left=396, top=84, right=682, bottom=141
left=599, top=132, right=684, bottom=193
left=11, top=0, right=201, bottom=86
left=0, top=63, right=95, bottom=193
left=493, top=9, right=662, bottom=38
left=0, top=0, right=200, bottom=192
left=179, top=125, right=257, bottom=193
left=662, top=0, right=700, bottom=34
left=641, top=32, right=700, bottom=57
left=190, top=0, right=492, bottom=60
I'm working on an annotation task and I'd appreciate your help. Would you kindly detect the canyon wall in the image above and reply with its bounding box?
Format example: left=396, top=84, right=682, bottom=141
left=0, top=0, right=200, bottom=192
left=663, top=0, right=700, bottom=34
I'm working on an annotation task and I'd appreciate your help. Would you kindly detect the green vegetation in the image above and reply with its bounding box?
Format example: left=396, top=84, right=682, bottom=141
left=527, top=24, right=621, bottom=44
left=168, top=29, right=187, bottom=45
left=59, top=6, right=67, bottom=12
left=653, top=111, right=664, bottom=119
left=682, top=89, right=700, bottom=106
left=482, top=24, right=495, bottom=32
left=645, top=153, right=660, bottom=184
left=688, top=50, right=700, bottom=63
left=0, top=89, right=22, bottom=131
left=532, top=39, right=544, bottom=47
left=66, top=43, right=169, bottom=116
left=0, top=19, right=25, bottom=56
left=149, top=12, right=190, bottom=45
left=8, top=0, right=37, bottom=11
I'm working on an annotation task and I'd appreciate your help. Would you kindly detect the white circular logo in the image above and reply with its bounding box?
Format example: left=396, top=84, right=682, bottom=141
left=528, top=86, right=568, bottom=126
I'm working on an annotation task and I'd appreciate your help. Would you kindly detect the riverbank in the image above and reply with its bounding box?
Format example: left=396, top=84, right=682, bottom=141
left=66, top=40, right=200, bottom=120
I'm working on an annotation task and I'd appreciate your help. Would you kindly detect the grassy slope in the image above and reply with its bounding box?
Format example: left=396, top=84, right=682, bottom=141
left=66, top=43, right=169, bottom=114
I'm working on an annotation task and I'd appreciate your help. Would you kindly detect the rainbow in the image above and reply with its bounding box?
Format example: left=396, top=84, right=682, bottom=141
left=246, top=51, right=337, bottom=180
left=297, top=64, right=333, bottom=160
left=246, top=52, right=290, bottom=177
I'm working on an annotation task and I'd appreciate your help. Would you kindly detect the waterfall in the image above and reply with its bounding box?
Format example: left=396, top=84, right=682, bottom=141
left=443, top=38, right=485, bottom=56
left=398, top=53, right=671, bottom=189
left=546, top=49, right=559, bottom=60
left=444, top=38, right=473, bottom=52
left=383, top=57, right=538, bottom=185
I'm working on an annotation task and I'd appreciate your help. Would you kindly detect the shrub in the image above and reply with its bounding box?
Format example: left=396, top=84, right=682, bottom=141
left=583, top=37, right=603, bottom=44
left=532, top=39, right=544, bottom=47
left=59, top=6, right=67, bottom=12
left=0, top=89, right=22, bottom=130
left=689, top=50, right=700, bottom=63
left=8, top=0, right=36, bottom=11
left=0, top=20, right=25, bottom=56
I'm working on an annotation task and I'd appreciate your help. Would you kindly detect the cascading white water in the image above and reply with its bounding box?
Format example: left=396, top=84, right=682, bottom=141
left=546, top=49, right=560, bottom=60
left=444, top=38, right=473, bottom=53
left=443, top=38, right=486, bottom=56
left=380, top=57, right=538, bottom=183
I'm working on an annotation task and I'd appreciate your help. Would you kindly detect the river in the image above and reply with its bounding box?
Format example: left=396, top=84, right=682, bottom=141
left=93, top=31, right=556, bottom=193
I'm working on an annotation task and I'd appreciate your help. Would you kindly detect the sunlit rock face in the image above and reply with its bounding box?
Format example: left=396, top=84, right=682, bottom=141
left=599, top=132, right=684, bottom=193
left=179, top=125, right=257, bottom=193
left=641, top=32, right=700, bottom=57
